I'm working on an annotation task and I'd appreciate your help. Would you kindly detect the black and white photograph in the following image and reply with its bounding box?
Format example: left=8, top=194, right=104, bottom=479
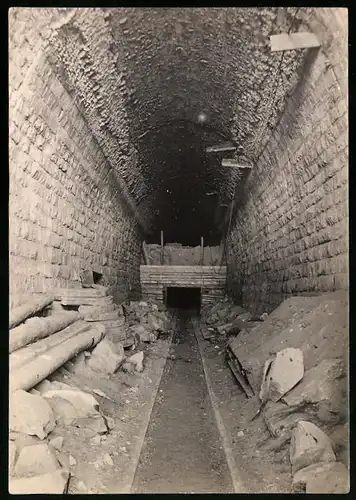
left=8, top=6, right=349, bottom=494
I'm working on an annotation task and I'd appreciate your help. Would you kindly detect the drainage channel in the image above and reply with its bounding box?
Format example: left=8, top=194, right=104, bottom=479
left=131, top=310, right=234, bottom=493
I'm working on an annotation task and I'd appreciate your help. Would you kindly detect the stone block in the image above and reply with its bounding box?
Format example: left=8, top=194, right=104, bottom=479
left=15, top=443, right=61, bottom=477
left=9, top=470, right=69, bottom=494
left=10, top=390, right=56, bottom=440
left=290, top=420, right=336, bottom=474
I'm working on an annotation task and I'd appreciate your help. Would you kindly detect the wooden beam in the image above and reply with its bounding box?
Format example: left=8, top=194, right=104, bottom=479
left=160, top=230, right=164, bottom=265
left=206, top=143, right=236, bottom=153
left=200, top=237, right=204, bottom=266
left=270, top=32, right=320, bottom=52
left=221, top=159, right=253, bottom=169
left=142, top=241, right=149, bottom=265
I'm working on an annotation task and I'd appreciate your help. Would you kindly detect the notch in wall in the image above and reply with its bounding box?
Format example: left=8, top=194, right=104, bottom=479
left=80, top=270, right=104, bottom=286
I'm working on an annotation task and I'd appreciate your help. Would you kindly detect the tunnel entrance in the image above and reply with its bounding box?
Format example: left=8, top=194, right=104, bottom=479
left=166, top=287, right=201, bottom=310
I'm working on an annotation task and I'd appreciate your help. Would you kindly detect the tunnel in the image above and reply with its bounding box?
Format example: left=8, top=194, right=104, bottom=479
left=8, top=7, right=348, bottom=495
left=166, top=287, right=201, bottom=310
left=9, top=7, right=347, bottom=319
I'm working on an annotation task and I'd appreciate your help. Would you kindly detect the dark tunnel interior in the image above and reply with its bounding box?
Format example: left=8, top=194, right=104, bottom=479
left=166, top=287, right=202, bottom=310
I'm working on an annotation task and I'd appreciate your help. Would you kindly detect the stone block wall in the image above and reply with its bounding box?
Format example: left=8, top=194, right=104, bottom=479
left=9, top=9, right=142, bottom=308
left=227, top=9, right=348, bottom=314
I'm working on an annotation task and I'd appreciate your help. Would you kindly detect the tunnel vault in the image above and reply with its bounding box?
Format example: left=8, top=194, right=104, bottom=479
left=39, top=7, right=309, bottom=245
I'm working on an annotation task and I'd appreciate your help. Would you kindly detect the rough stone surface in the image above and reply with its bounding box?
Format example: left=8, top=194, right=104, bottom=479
left=9, top=470, right=69, bottom=494
left=267, top=348, right=304, bottom=402
left=10, top=390, right=56, bottom=440
left=292, top=461, right=349, bottom=493
left=9, top=440, right=17, bottom=475
left=86, top=338, right=124, bottom=373
left=306, top=462, right=349, bottom=493
left=282, top=357, right=345, bottom=407
left=290, top=420, right=336, bottom=474
left=15, top=443, right=61, bottom=477
left=74, top=415, right=108, bottom=434
left=42, top=389, right=100, bottom=419
left=128, top=351, right=144, bottom=372
left=49, top=436, right=64, bottom=451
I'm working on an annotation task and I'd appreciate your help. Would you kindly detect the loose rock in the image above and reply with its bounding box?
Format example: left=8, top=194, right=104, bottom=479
left=42, top=389, right=100, bottom=419
left=282, top=358, right=344, bottom=408
left=9, top=440, right=17, bottom=475
left=268, top=348, right=304, bottom=402
left=129, top=351, right=144, bottom=372
left=306, top=462, right=349, bottom=493
left=10, top=390, right=56, bottom=439
left=86, top=338, right=124, bottom=374
left=74, top=415, right=108, bottom=434
left=15, top=443, right=61, bottom=477
left=9, top=470, right=69, bottom=494
left=292, top=461, right=349, bottom=492
left=49, top=436, right=64, bottom=451
left=290, top=420, right=336, bottom=474
left=103, top=453, right=114, bottom=467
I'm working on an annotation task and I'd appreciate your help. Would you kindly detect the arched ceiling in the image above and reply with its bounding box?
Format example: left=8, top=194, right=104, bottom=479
left=44, top=7, right=309, bottom=245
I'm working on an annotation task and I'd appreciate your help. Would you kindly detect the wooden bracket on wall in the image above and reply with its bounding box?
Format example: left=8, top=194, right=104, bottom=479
left=270, top=32, right=321, bottom=52
left=206, top=143, right=236, bottom=153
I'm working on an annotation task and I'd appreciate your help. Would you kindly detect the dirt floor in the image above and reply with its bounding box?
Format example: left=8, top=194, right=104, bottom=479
left=193, top=319, right=293, bottom=493
left=131, top=310, right=234, bottom=493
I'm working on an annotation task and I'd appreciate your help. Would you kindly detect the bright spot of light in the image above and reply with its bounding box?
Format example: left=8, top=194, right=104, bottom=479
left=197, top=112, right=208, bottom=124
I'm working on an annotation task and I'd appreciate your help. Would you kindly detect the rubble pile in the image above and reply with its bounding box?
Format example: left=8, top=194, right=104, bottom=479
left=9, top=380, right=118, bottom=493
left=9, top=288, right=172, bottom=493
left=201, top=290, right=349, bottom=493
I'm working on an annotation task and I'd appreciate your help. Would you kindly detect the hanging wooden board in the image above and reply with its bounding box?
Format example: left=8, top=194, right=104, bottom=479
left=221, top=159, right=253, bottom=169
left=270, top=32, right=320, bottom=52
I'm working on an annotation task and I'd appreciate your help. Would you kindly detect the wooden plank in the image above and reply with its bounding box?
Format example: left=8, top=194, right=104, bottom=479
left=140, top=265, right=227, bottom=272
left=221, top=159, right=253, bottom=169
left=227, top=359, right=254, bottom=398
left=270, top=32, right=320, bottom=52
left=200, top=237, right=204, bottom=265
left=206, top=143, right=236, bottom=153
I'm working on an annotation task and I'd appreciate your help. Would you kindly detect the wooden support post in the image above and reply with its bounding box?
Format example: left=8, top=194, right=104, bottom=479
left=160, top=230, right=164, bottom=265
left=200, top=237, right=204, bottom=266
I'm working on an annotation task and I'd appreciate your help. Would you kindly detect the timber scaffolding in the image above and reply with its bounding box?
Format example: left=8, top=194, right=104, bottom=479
left=140, top=233, right=227, bottom=306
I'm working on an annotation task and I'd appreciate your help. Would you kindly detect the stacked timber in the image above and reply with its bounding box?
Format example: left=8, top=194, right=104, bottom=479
left=51, top=285, right=133, bottom=348
left=140, top=265, right=226, bottom=305
left=9, top=294, right=105, bottom=393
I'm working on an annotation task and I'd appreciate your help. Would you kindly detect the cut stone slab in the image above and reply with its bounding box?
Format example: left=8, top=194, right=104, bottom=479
left=49, top=436, right=64, bottom=451
left=290, top=420, right=336, bottom=474
left=306, top=462, right=349, bottom=493
left=129, top=351, right=144, bottom=372
left=42, top=389, right=100, bottom=419
left=10, top=390, right=56, bottom=439
left=268, top=348, right=304, bottom=402
left=292, top=461, right=349, bottom=493
left=9, top=470, right=69, bottom=494
left=86, top=338, right=124, bottom=374
left=15, top=443, right=61, bottom=478
left=283, top=358, right=345, bottom=406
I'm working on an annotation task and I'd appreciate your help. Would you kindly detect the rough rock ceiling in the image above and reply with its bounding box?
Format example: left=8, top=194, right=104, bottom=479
left=44, top=7, right=309, bottom=245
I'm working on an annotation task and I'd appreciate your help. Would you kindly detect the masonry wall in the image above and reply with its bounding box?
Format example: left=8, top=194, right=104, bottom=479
left=9, top=10, right=142, bottom=309
left=227, top=9, right=348, bottom=314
